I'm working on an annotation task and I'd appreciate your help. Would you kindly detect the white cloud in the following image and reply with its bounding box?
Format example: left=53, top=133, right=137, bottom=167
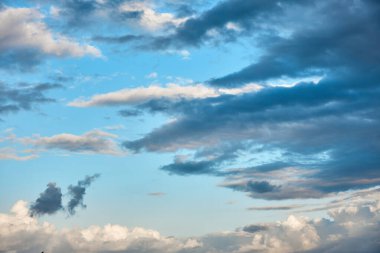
left=0, top=201, right=191, bottom=253
left=146, top=72, right=158, bottom=79
left=119, top=1, right=187, bottom=31
left=1, top=188, right=379, bottom=253
left=103, top=124, right=126, bottom=131
left=225, top=22, right=242, bottom=32
left=49, top=6, right=61, bottom=17
left=166, top=49, right=191, bottom=59
left=0, top=7, right=101, bottom=57
left=69, top=83, right=262, bottom=107
left=22, top=130, right=123, bottom=155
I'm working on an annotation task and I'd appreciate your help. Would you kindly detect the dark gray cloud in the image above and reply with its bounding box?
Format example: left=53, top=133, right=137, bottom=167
left=122, top=0, right=380, bottom=200
left=118, top=108, right=143, bottom=117
left=235, top=180, right=280, bottom=194
left=247, top=205, right=300, bottom=211
left=161, top=159, right=217, bottom=176
left=240, top=224, right=268, bottom=233
left=29, top=175, right=100, bottom=217
left=30, top=183, right=63, bottom=216
left=158, top=142, right=247, bottom=176
left=67, top=174, right=100, bottom=215
left=210, top=0, right=380, bottom=86
left=0, top=82, right=62, bottom=116
left=0, top=49, right=45, bottom=72
left=147, top=0, right=299, bottom=49
left=92, top=34, right=144, bottom=44
left=44, top=0, right=125, bottom=28
left=124, top=73, right=380, bottom=198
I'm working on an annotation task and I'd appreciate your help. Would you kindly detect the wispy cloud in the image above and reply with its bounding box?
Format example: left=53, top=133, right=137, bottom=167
left=68, top=83, right=261, bottom=107
left=22, top=130, right=124, bottom=156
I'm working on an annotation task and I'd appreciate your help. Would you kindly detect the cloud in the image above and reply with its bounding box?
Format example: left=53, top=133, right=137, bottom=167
left=118, top=1, right=187, bottom=31
left=30, top=183, right=63, bottom=216
left=38, top=0, right=187, bottom=33
left=0, top=82, right=62, bottom=116
left=69, top=83, right=261, bottom=107
left=22, top=130, right=123, bottom=155
left=122, top=69, right=380, bottom=199
left=92, top=34, right=145, bottom=44
left=1, top=188, right=380, bottom=252
left=0, top=6, right=101, bottom=70
left=146, top=72, right=158, bottom=79
left=0, top=147, right=38, bottom=161
left=146, top=0, right=297, bottom=49
left=0, top=200, right=191, bottom=253
left=234, top=180, right=280, bottom=194
left=67, top=174, right=100, bottom=215
left=119, top=108, right=143, bottom=117
left=161, top=159, right=217, bottom=176
left=247, top=205, right=301, bottom=211
left=29, top=175, right=100, bottom=217
left=209, top=0, right=380, bottom=86
left=158, top=143, right=246, bottom=173
left=240, top=225, right=268, bottom=233
left=148, top=192, right=166, bottom=197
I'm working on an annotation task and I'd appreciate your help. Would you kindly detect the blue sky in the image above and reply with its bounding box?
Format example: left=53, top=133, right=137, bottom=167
left=1, top=0, right=380, bottom=252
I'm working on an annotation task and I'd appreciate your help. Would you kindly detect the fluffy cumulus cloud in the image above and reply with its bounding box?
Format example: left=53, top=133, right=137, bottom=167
left=0, top=6, right=101, bottom=70
left=1, top=188, right=380, bottom=253
left=22, top=130, right=123, bottom=155
left=69, top=83, right=261, bottom=107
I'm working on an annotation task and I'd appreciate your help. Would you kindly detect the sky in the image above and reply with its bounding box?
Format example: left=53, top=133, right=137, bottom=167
left=0, top=0, right=380, bottom=252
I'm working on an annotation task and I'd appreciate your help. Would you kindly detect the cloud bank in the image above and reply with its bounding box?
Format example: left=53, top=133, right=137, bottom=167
left=2, top=188, right=380, bottom=253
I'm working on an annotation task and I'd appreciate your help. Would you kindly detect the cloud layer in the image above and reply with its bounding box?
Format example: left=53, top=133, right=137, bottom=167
left=112, top=0, right=380, bottom=200
left=2, top=188, right=380, bottom=253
